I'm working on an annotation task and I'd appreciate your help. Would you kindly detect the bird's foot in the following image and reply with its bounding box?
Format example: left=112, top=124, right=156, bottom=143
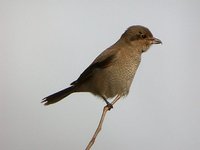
left=105, top=103, right=113, bottom=110
left=102, top=97, right=113, bottom=110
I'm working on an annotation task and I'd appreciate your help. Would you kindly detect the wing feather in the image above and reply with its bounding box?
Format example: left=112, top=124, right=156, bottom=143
left=71, top=54, right=116, bottom=86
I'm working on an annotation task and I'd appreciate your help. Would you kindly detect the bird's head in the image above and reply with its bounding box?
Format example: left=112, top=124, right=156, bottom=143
left=121, top=25, right=162, bottom=52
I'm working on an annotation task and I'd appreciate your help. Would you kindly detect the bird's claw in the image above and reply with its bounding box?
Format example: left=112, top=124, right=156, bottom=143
left=106, top=103, right=113, bottom=110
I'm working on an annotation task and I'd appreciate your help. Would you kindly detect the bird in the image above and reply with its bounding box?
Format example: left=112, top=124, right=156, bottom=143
left=42, top=25, right=162, bottom=108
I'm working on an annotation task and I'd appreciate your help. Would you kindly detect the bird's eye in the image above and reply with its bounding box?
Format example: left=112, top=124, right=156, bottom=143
left=139, top=31, right=146, bottom=39
left=141, top=34, right=146, bottom=39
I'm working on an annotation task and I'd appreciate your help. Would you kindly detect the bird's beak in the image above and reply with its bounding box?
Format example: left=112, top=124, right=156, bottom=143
left=150, top=37, right=162, bottom=44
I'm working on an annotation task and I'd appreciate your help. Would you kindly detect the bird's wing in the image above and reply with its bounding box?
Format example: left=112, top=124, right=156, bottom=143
left=70, top=53, right=116, bottom=86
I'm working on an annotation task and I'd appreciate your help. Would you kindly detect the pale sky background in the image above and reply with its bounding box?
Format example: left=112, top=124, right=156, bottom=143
left=1, top=0, right=200, bottom=150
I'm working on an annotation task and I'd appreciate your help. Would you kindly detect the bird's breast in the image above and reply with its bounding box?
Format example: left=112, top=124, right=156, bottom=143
left=97, top=53, right=141, bottom=98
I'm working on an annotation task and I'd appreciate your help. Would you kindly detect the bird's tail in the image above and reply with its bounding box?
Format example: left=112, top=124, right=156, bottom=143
left=42, top=86, right=75, bottom=105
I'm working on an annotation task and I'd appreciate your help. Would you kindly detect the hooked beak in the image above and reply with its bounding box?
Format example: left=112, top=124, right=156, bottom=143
left=150, top=37, right=162, bottom=44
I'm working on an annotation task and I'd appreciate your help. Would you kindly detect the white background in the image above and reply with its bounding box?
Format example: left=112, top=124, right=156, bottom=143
left=1, top=0, right=200, bottom=150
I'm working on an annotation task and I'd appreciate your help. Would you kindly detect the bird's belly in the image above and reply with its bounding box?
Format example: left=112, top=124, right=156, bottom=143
left=92, top=61, right=139, bottom=98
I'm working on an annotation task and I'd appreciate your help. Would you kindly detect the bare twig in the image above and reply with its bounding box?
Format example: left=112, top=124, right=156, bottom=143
left=85, top=95, right=121, bottom=150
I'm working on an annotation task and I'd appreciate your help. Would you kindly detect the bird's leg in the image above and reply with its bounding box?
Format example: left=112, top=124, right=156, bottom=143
left=85, top=95, right=121, bottom=150
left=102, top=97, right=113, bottom=110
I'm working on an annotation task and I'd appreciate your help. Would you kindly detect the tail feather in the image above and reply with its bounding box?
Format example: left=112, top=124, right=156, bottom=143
left=42, top=86, right=75, bottom=105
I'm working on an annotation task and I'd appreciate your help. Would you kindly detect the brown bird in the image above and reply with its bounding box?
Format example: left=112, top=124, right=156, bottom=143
left=42, top=25, right=162, bottom=107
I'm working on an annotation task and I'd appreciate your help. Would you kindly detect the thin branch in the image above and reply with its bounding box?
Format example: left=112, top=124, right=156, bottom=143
left=85, top=95, right=121, bottom=150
